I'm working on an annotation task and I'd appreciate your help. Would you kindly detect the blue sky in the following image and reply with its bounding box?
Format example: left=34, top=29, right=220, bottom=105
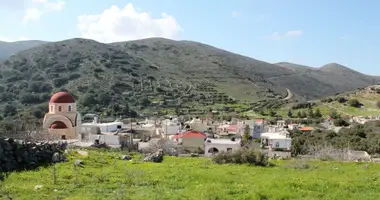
left=0, top=0, right=379, bottom=75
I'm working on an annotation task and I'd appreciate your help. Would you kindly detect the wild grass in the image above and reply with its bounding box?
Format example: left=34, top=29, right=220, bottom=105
left=1, top=150, right=380, bottom=200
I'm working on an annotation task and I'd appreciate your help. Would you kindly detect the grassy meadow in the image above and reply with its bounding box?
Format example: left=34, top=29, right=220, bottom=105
left=1, top=150, right=380, bottom=200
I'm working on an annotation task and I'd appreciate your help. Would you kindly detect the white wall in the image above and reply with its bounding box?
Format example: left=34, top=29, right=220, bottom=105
left=204, top=141, right=241, bottom=157
left=162, top=125, right=180, bottom=136
left=268, top=138, right=291, bottom=150
left=89, top=134, right=120, bottom=145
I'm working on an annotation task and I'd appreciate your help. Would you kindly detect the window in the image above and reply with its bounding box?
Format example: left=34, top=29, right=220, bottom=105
left=275, top=142, right=280, bottom=148
left=227, top=148, right=232, bottom=152
left=68, top=105, right=72, bottom=112
left=58, top=106, right=62, bottom=112
left=50, top=106, right=53, bottom=112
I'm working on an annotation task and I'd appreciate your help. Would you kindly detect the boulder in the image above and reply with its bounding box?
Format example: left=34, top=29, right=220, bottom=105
left=143, top=149, right=164, bottom=163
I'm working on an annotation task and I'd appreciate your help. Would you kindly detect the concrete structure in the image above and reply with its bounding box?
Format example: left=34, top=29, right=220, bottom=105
left=81, top=116, right=123, bottom=133
left=204, top=138, right=241, bottom=157
left=172, top=131, right=206, bottom=152
left=43, top=92, right=81, bottom=139
left=187, top=118, right=208, bottom=132
left=261, top=131, right=291, bottom=151
left=161, top=118, right=181, bottom=137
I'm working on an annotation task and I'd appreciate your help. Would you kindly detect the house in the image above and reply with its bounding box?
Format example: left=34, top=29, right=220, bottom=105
left=204, top=138, right=241, bottom=157
left=43, top=92, right=82, bottom=140
left=161, top=118, right=181, bottom=137
left=187, top=117, right=208, bottom=132
left=172, top=130, right=206, bottom=152
left=236, top=119, right=264, bottom=138
left=82, top=116, right=123, bottom=133
left=299, top=127, right=313, bottom=134
left=287, top=123, right=299, bottom=130
left=260, top=131, right=291, bottom=151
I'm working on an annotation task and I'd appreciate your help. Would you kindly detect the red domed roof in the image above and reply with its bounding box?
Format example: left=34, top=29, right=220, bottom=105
left=49, top=92, right=75, bottom=103
left=49, top=121, right=67, bottom=129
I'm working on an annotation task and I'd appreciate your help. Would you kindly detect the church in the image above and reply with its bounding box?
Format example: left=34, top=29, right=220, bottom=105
left=43, top=92, right=81, bottom=139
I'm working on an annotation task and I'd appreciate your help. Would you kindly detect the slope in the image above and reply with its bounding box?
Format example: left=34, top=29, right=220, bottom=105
left=0, top=40, right=49, bottom=60
left=273, top=62, right=380, bottom=99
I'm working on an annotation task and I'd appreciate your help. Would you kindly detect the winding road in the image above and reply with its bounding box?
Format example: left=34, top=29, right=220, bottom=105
left=284, top=88, right=293, bottom=100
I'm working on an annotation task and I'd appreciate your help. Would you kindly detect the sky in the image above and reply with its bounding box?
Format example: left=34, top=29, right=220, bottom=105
left=0, top=0, right=379, bottom=75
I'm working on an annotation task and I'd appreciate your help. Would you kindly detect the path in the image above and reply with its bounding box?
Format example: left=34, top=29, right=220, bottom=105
left=283, top=88, right=293, bottom=100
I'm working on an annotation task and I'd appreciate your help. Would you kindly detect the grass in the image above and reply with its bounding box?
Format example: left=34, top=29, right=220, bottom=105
left=2, top=150, right=380, bottom=200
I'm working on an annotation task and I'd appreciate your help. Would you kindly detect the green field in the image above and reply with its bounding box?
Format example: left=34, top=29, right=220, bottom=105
left=1, top=150, right=380, bottom=200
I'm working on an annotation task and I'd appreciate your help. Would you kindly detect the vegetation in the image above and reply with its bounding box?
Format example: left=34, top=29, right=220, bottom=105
left=291, top=120, right=380, bottom=156
left=0, top=38, right=379, bottom=126
left=1, top=149, right=380, bottom=200
left=212, top=148, right=269, bottom=166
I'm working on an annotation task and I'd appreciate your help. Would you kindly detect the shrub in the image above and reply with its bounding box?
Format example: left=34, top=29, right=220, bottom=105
left=212, top=148, right=270, bottom=166
left=376, top=101, right=380, bottom=109
left=347, top=99, right=361, bottom=107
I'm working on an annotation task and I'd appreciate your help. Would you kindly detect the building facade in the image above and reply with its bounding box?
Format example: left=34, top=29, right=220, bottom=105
left=43, top=92, right=81, bottom=139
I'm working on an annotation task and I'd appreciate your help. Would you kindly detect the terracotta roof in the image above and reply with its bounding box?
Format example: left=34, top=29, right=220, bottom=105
left=49, top=121, right=67, bottom=129
left=256, top=119, right=264, bottom=123
left=172, top=131, right=206, bottom=139
left=50, top=92, right=75, bottom=104
left=226, top=125, right=237, bottom=131
left=299, top=127, right=313, bottom=131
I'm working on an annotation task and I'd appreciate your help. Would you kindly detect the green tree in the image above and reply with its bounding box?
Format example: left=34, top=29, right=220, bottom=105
left=330, top=110, right=341, bottom=119
left=269, top=110, right=277, bottom=117
left=242, top=125, right=250, bottom=146
left=314, top=108, right=322, bottom=118
left=308, top=108, right=314, bottom=118
left=347, top=99, right=361, bottom=108
left=376, top=101, right=380, bottom=109
left=297, top=110, right=302, bottom=118
left=287, top=109, right=293, bottom=118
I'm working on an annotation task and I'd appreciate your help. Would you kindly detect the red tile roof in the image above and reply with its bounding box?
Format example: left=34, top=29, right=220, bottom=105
left=226, top=125, right=237, bottom=132
left=299, top=127, right=313, bottom=131
left=172, top=131, right=206, bottom=139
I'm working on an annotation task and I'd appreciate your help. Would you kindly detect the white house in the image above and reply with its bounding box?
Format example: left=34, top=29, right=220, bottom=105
left=81, top=116, right=123, bottom=133
left=187, top=118, right=208, bottom=132
left=161, top=118, right=181, bottom=137
left=204, top=138, right=241, bottom=157
left=260, top=131, right=291, bottom=151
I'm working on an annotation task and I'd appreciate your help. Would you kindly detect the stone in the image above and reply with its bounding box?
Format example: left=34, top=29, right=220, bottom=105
left=121, top=155, right=132, bottom=160
left=34, top=185, right=43, bottom=190
left=74, top=160, right=84, bottom=167
left=143, top=149, right=164, bottom=163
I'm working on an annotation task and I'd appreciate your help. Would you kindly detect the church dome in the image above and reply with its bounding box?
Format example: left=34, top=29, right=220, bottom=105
left=49, top=121, right=67, bottom=129
left=49, top=92, right=75, bottom=103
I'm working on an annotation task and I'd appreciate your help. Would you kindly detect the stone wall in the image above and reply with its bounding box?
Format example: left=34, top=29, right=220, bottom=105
left=0, top=138, right=67, bottom=172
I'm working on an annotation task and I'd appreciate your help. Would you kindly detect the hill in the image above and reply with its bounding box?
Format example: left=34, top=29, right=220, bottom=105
left=0, top=38, right=379, bottom=124
left=273, top=62, right=379, bottom=99
left=0, top=40, right=49, bottom=60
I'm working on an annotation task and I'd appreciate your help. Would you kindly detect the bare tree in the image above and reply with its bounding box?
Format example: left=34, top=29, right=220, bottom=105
left=145, top=139, right=176, bottom=154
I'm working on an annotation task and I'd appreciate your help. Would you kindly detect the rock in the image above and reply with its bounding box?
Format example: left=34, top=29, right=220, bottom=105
left=121, top=155, right=132, bottom=160
left=52, top=152, right=67, bottom=163
left=74, top=160, right=84, bottom=167
left=34, top=185, right=43, bottom=190
left=143, top=149, right=164, bottom=163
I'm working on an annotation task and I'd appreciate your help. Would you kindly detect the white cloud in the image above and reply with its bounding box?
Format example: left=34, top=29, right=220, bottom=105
left=77, top=4, right=183, bottom=43
left=232, top=10, right=241, bottom=18
left=23, top=8, right=43, bottom=23
left=22, top=0, right=65, bottom=24
left=266, top=30, right=303, bottom=41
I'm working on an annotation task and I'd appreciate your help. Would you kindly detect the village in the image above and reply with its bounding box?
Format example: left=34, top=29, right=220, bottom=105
left=42, top=91, right=380, bottom=161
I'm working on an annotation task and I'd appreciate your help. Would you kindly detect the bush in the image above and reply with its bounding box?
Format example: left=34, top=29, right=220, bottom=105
left=376, top=101, right=380, bottom=109
left=212, top=148, right=269, bottom=166
left=347, top=99, right=361, bottom=107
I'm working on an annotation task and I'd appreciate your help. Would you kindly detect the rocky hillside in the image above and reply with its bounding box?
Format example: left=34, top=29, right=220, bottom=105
left=0, top=40, right=48, bottom=60
left=274, top=62, right=379, bottom=99
left=0, top=38, right=378, bottom=123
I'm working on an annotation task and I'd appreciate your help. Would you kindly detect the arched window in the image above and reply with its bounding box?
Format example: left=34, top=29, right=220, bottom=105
left=58, top=106, right=62, bottom=112
left=68, top=105, right=72, bottom=112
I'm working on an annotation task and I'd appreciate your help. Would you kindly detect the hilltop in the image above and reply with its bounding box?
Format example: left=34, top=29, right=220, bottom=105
left=0, top=38, right=379, bottom=123
left=0, top=40, right=48, bottom=60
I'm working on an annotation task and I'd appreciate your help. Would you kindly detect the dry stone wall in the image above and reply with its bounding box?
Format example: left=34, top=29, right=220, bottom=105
left=0, top=138, right=67, bottom=172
